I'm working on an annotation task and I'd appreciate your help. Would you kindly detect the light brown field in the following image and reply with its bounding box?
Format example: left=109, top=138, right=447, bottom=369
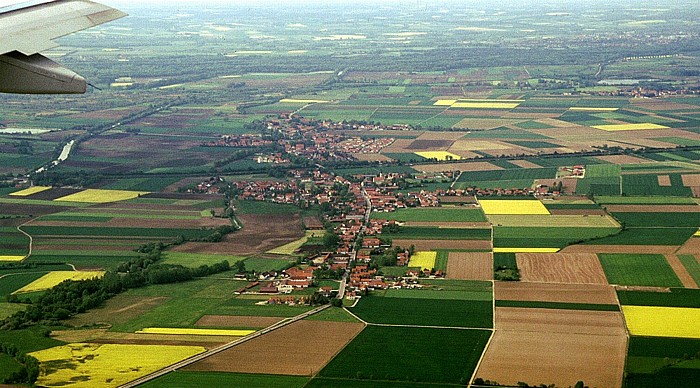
left=195, top=315, right=284, bottom=328
left=446, top=252, right=493, bottom=280
left=692, top=187, right=700, bottom=197
left=184, top=320, right=364, bottom=375
left=480, top=147, right=537, bottom=157
left=413, top=161, right=502, bottom=173
left=173, top=213, right=304, bottom=255
left=391, top=239, right=491, bottom=250
left=415, top=132, right=466, bottom=141
left=509, top=159, right=542, bottom=168
left=353, top=153, right=393, bottom=162
left=488, top=214, right=618, bottom=228
left=658, top=175, right=672, bottom=186
left=682, top=174, right=700, bottom=186
left=449, top=140, right=512, bottom=151
left=677, top=237, right=700, bottom=254
left=631, top=100, right=700, bottom=111
left=596, top=154, right=652, bottom=164
left=603, top=205, right=700, bottom=212
left=379, top=138, right=415, bottom=153
left=560, top=245, right=679, bottom=254
left=495, top=282, right=618, bottom=304
left=666, top=255, right=699, bottom=289
left=478, top=331, right=625, bottom=381
left=516, top=252, right=608, bottom=284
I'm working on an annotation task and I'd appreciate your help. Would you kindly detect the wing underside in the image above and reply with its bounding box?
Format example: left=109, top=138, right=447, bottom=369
left=0, top=0, right=126, bottom=94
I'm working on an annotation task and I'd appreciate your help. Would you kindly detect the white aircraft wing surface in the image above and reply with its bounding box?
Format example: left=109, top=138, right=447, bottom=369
left=0, top=0, right=126, bottom=93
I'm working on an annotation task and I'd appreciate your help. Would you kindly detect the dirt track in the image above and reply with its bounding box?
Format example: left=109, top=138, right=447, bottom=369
left=184, top=320, right=364, bottom=375
left=516, top=253, right=608, bottom=284
left=665, top=255, right=699, bottom=289
left=446, top=252, right=492, bottom=280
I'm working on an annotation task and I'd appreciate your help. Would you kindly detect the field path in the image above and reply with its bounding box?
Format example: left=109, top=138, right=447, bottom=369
left=665, top=254, right=699, bottom=289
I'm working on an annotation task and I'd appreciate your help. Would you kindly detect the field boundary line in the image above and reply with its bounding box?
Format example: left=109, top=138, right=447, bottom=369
left=119, top=304, right=330, bottom=387
left=613, top=285, right=630, bottom=388
left=469, top=328, right=495, bottom=387
left=342, top=306, right=366, bottom=324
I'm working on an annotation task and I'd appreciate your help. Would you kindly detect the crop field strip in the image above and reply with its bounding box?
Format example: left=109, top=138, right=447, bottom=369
left=598, top=253, right=684, bottom=287
left=624, top=337, right=700, bottom=388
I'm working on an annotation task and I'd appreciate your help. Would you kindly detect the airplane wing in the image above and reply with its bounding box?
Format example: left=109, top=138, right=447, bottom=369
left=0, top=0, right=126, bottom=94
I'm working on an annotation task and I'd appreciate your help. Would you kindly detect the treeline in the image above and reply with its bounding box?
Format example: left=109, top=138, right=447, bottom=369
left=2, top=243, right=234, bottom=330
left=0, top=343, right=39, bottom=385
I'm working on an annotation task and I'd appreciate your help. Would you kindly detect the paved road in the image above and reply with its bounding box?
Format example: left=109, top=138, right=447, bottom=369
left=119, top=304, right=330, bottom=387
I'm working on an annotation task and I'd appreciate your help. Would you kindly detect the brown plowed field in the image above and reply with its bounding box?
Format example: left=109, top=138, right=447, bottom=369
left=184, top=320, right=364, bottom=375
left=658, top=175, right=672, bottom=186
left=665, top=255, right=699, bottom=289
left=415, top=132, right=466, bottom=141
left=413, top=162, right=502, bottom=173
left=677, top=238, right=700, bottom=254
left=496, top=307, right=626, bottom=335
left=681, top=174, right=700, bottom=186
left=172, top=213, right=304, bottom=256
left=407, top=139, right=454, bottom=150
left=446, top=252, right=492, bottom=280
left=195, top=315, right=284, bottom=328
left=476, top=328, right=626, bottom=388
left=22, top=188, right=82, bottom=200
left=391, top=239, right=491, bottom=250
left=51, top=329, right=230, bottom=349
left=516, top=253, right=608, bottom=284
left=604, top=205, right=700, bottom=212
left=560, top=244, right=679, bottom=254
left=495, top=282, right=618, bottom=304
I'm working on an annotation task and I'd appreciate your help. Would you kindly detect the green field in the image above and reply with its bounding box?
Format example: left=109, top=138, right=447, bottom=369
left=349, top=295, right=492, bottom=328
left=0, top=272, right=48, bottom=298
left=617, top=288, right=700, bottom=308
left=625, top=337, right=700, bottom=388
left=370, top=207, right=486, bottom=222
left=383, top=227, right=490, bottom=240
left=306, top=378, right=457, bottom=387
left=319, top=325, right=491, bottom=384
left=598, top=254, right=683, bottom=287
left=22, top=226, right=215, bottom=239
left=585, top=228, right=695, bottom=246
left=613, top=212, right=700, bottom=228
left=493, top=226, right=619, bottom=248
left=141, top=371, right=310, bottom=388
left=243, top=257, right=296, bottom=272
left=678, top=255, right=700, bottom=287
left=494, top=300, right=620, bottom=311
left=161, top=252, right=246, bottom=267
left=595, top=196, right=698, bottom=205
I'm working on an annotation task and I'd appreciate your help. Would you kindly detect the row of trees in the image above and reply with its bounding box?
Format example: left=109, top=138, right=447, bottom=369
left=0, top=343, right=39, bottom=384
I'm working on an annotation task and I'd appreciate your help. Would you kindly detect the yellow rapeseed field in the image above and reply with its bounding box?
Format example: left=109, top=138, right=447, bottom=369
left=569, top=107, right=619, bottom=111
left=622, top=306, right=700, bottom=338
left=493, top=247, right=560, bottom=253
left=479, top=199, right=550, bottom=215
left=414, top=151, right=462, bottom=161
left=14, top=271, right=105, bottom=293
left=0, top=255, right=26, bottom=262
left=408, top=251, right=437, bottom=270
left=434, top=99, right=523, bottom=109
left=136, top=328, right=255, bottom=336
left=694, top=229, right=700, bottom=237
left=592, top=123, right=669, bottom=131
left=55, top=189, right=149, bottom=203
left=30, top=343, right=205, bottom=388
left=9, top=186, right=52, bottom=196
